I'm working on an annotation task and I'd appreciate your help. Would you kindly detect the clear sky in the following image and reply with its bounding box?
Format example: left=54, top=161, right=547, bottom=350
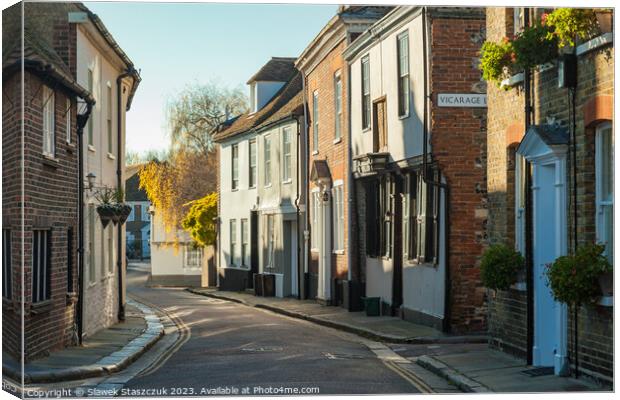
left=86, top=1, right=338, bottom=155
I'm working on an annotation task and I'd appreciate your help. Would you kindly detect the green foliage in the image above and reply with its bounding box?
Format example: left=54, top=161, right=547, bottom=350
left=512, top=22, right=558, bottom=70
left=546, top=243, right=612, bottom=306
left=181, top=193, right=218, bottom=247
left=480, top=40, right=514, bottom=86
left=480, top=244, right=525, bottom=290
left=543, top=8, right=598, bottom=48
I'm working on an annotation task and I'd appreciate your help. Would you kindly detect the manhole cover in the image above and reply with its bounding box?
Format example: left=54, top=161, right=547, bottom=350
left=241, top=346, right=283, bottom=353
left=521, top=367, right=554, bottom=377
left=323, top=352, right=367, bottom=360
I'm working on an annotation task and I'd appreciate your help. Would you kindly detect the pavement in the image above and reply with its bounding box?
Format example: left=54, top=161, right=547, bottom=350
left=389, top=342, right=610, bottom=393
left=2, top=299, right=164, bottom=384
left=186, top=288, right=488, bottom=345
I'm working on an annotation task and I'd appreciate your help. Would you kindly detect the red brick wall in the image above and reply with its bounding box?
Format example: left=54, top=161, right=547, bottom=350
left=306, top=40, right=351, bottom=282
left=2, top=70, right=79, bottom=361
left=430, top=14, right=488, bottom=333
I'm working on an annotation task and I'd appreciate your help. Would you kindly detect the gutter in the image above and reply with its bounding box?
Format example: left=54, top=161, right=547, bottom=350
left=76, top=99, right=95, bottom=344
left=116, top=68, right=137, bottom=321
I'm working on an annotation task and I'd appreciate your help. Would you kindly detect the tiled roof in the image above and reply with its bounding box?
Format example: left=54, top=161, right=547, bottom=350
left=214, top=71, right=303, bottom=143
left=246, top=57, right=297, bottom=84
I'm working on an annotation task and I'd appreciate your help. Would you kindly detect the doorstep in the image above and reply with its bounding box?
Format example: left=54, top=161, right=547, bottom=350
left=2, top=298, right=164, bottom=384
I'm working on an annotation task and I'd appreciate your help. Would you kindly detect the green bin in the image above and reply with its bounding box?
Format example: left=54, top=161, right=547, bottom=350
left=362, top=297, right=380, bottom=316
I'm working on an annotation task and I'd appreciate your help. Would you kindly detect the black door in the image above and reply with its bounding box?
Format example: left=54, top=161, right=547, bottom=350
left=249, top=211, right=259, bottom=288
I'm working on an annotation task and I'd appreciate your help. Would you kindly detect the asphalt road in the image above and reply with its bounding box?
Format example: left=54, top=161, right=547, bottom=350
left=123, top=264, right=420, bottom=396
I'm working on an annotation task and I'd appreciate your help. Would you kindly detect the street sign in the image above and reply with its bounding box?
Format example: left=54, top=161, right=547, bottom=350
left=437, top=93, right=487, bottom=108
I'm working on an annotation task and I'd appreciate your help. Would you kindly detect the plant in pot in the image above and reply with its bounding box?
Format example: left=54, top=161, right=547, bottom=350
left=479, top=38, right=515, bottom=87
left=95, top=188, right=116, bottom=228
left=511, top=21, right=558, bottom=71
left=545, top=243, right=612, bottom=307
left=480, top=244, right=525, bottom=292
left=543, top=8, right=598, bottom=48
left=111, top=187, right=132, bottom=225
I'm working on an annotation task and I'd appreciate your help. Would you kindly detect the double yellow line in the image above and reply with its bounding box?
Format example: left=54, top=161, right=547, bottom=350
left=129, top=293, right=191, bottom=378
left=384, top=360, right=435, bottom=394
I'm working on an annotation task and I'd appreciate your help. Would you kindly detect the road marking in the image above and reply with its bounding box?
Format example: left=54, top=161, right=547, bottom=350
left=128, top=293, right=191, bottom=378
left=384, top=360, right=435, bottom=394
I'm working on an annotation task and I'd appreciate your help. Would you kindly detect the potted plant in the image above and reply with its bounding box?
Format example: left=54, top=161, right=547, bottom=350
left=480, top=38, right=515, bottom=87
left=545, top=243, right=612, bottom=306
left=543, top=8, right=598, bottom=48
left=95, top=188, right=116, bottom=228
left=480, top=244, right=525, bottom=292
left=511, top=22, right=558, bottom=71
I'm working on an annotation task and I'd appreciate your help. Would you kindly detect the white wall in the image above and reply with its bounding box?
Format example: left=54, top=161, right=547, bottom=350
left=77, top=25, right=129, bottom=337
left=150, top=212, right=201, bottom=278
left=349, top=14, right=425, bottom=161
left=219, top=135, right=258, bottom=271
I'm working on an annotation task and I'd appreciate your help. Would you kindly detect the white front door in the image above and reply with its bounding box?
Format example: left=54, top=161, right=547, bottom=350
left=317, top=190, right=331, bottom=301
left=532, top=160, right=568, bottom=375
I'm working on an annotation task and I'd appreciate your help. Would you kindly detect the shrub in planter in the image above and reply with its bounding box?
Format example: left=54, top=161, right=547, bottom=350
left=543, top=8, right=598, bottom=48
left=512, top=22, right=558, bottom=71
left=480, top=39, right=515, bottom=86
left=545, top=243, right=612, bottom=306
left=480, top=244, right=525, bottom=291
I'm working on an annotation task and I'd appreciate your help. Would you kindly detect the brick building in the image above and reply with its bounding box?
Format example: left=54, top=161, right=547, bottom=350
left=485, top=7, right=613, bottom=384
left=344, top=6, right=488, bottom=332
left=2, top=2, right=94, bottom=360
left=295, top=5, right=392, bottom=307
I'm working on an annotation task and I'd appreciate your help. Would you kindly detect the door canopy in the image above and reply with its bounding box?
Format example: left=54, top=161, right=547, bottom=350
left=517, top=124, right=569, bottom=162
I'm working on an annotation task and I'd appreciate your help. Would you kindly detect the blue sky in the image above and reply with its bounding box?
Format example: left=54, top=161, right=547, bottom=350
left=87, top=1, right=337, bottom=154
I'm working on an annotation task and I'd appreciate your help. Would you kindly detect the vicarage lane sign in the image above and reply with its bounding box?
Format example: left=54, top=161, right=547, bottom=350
left=437, top=93, right=487, bottom=108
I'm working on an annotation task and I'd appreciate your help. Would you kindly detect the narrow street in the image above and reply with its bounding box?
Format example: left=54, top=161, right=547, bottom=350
left=123, top=264, right=421, bottom=395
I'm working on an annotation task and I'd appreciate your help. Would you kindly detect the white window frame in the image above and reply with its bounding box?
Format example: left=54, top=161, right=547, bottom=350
left=282, top=127, right=292, bottom=183
left=107, top=83, right=113, bottom=155
left=266, top=214, right=275, bottom=269
left=42, top=85, right=55, bottom=157
left=230, top=219, right=237, bottom=266
left=397, top=31, right=410, bottom=118
left=361, top=55, right=371, bottom=130
left=332, top=182, right=344, bottom=252
left=184, top=245, right=203, bottom=269
left=249, top=139, right=257, bottom=188
left=312, top=91, right=319, bottom=152
left=241, top=219, right=249, bottom=267
left=87, top=68, right=94, bottom=147
left=231, top=143, right=239, bottom=190
left=264, top=135, right=272, bottom=186
left=334, top=72, right=342, bottom=141
left=595, top=121, right=613, bottom=263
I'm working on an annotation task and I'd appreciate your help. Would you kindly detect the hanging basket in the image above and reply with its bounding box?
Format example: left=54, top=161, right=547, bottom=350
left=118, top=204, right=132, bottom=225
left=96, top=204, right=115, bottom=228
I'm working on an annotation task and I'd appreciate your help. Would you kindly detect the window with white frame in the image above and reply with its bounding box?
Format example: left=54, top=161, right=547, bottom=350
left=66, top=98, right=71, bottom=143
left=312, top=91, right=319, bottom=152
left=596, top=121, right=613, bottom=263
left=332, top=184, right=344, bottom=251
left=42, top=85, right=55, bottom=157
left=87, top=69, right=94, bottom=146
left=100, top=223, right=106, bottom=278
left=88, top=204, right=96, bottom=283
left=282, top=127, right=292, bottom=182
left=249, top=139, right=257, bottom=188
left=230, top=219, right=237, bottom=266
left=107, top=85, right=113, bottom=154
left=3, top=229, right=12, bottom=300
left=334, top=73, right=342, bottom=140
left=232, top=144, right=239, bottom=190
left=361, top=55, right=371, bottom=130
left=397, top=31, right=410, bottom=117
left=264, top=135, right=272, bottom=186
left=184, top=245, right=203, bottom=269
left=241, top=219, right=249, bottom=267
left=32, top=229, right=51, bottom=303
left=311, top=190, right=320, bottom=250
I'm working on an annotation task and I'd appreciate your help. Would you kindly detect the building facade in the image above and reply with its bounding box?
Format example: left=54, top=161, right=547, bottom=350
left=485, top=7, right=613, bottom=384
left=125, top=168, right=151, bottom=260
left=296, top=5, right=392, bottom=308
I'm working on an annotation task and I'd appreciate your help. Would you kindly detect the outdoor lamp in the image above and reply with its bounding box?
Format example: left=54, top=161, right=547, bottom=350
left=86, top=172, right=96, bottom=190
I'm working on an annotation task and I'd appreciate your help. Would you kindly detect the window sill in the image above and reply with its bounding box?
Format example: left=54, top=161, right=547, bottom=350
left=264, top=184, right=272, bottom=188
left=107, top=152, right=116, bottom=160
left=398, top=112, right=410, bottom=120
left=333, top=137, right=342, bottom=144
left=42, top=155, right=60, bottom=169
left=231, top=188, right=239, bottom=192
left=362, top=127, right=371, bottom=133
left=332, top=250, right=345, bottom=255
left=310, top=248, right=319, bottom=253
left=500, top=72, right=524, bottom=89
left=312, top=150, right=319, bottom=156
left=88, top=145, right=96, bottom=153
left=31, top=300, right=52, bottom=315
left=66, top=142, right=76, bottom=153
left=88, top=280, right=97, bottom=288
left=282, top=179, right=292, bottom=185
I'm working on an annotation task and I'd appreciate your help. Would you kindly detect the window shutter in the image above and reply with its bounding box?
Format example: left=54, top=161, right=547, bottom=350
left=365, top=181, right=378, bottom=257
left=425, top=169, right=439, bottom=263
left=417, top=174, right=427, bottom=262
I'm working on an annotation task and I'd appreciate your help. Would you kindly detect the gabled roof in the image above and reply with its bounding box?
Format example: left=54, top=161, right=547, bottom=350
left=246, top=57, right=297, bottom=84
left=517, top=124, right=569, bottom=160
left=214, top=70, right=303, bottom=143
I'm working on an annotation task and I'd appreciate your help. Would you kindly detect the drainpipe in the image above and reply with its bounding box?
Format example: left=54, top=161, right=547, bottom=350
left=301, top=69, right=310, bottom=300
left=76, top=101, right=94, bottom=344
left=116, top=68, right=136, bottom=321
left=421, top=7, right=452, bottom=333
left=294, top=114, right=302, bottom=299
